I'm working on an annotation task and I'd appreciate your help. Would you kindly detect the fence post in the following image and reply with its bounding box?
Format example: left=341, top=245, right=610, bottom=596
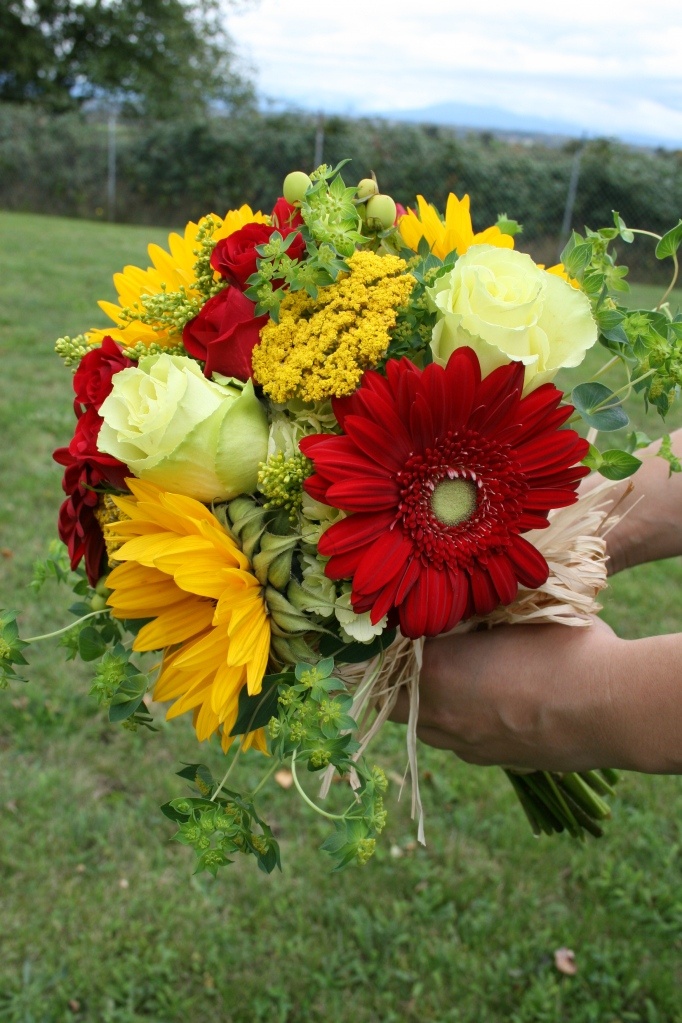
left=107, top=111, right=117, bottom=222
left=559, top=141, right=585, bottom=257
left=313, top=112, right=324, bottom=169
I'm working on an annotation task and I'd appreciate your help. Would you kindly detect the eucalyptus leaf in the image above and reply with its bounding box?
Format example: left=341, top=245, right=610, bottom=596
left=571, top=382, right=629, bottom=431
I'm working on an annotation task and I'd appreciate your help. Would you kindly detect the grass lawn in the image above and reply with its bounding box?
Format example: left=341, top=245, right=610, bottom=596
left=1, top=210, right=682, bottom=1023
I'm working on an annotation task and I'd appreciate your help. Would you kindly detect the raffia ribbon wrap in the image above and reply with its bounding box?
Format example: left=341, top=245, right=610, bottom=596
left=326, top=478, right=632, bottom=841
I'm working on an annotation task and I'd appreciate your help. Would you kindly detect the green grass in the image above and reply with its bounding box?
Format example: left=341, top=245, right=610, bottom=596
left=1, top=211, right=682, bottom=1023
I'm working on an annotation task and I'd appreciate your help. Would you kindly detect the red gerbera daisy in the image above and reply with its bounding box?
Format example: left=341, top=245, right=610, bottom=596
left=299, top=348, right=590, bottom=639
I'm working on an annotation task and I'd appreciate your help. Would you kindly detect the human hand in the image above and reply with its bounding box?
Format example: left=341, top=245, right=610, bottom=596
left=390, top=618, right=650, bottom=773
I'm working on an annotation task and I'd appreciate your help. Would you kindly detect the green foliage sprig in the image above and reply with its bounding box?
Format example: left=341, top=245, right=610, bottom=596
left=559, top=213, right=682, bottom=477
left=163, top=656, right=390, bottom=876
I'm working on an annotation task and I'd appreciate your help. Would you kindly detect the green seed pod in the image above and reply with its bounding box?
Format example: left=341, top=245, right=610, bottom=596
left=283, top=171, right=312, bottom=205
left=265, top=586, right=311, bottom=635
left=89, top=593, right=108, bottom=612
left=225, top=496, right=267, bottom=561
left=266, top=550, right=294, bottom=591
left=357, top=177, right=379, bottom=200
left=252, top=532, right=297, bottom=588
left=365, top=194, right=397, bottom=231
left=94, top=575, right=111, bottom=597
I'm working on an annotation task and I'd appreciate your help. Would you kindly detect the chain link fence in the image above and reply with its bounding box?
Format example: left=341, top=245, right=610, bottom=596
left=1, top=104, right=680, bottom=282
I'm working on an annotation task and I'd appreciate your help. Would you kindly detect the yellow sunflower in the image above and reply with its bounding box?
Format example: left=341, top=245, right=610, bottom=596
left=89, top=205, right=269, bottom=350
left=398, top=193, right=514, bottom=259
left=105, top=478, right=271, bottom=752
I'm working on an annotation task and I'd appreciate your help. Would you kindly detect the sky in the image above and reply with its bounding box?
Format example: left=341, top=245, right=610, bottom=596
left=229, top=0, right=682, bottom=147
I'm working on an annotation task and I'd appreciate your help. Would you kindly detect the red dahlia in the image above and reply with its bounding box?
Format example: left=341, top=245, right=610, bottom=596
left=300, top=348, right=590, bottom=639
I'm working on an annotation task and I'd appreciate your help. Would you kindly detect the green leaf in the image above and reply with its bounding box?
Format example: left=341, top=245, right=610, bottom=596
left=571, top=382, right=629, bottom=432
left=77, top=626, right=107, bottom=662
left=160, top=799, right=193, bottom=823
left=176, top=763, right=216, bottom=797
left=562, top=241, right=592, bottom=278
left=318, top=628, right=397, bottom=664
left=108, top=672, right=148, bottom=722
left=655, top=220, right=682, bottom=261
left=581, top=443, right=603, bottom=472
left=495, top=213, right=523, bottom=237
left=598, top=449, right=642, bottom=481
left=624, top=430, right=652, bottom=453
left=612, top=211, right=634, bottom=243
left=229, top=674, right=288, bottom=736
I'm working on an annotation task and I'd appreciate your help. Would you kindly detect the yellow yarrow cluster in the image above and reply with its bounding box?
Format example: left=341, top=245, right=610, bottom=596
left=252, top=251, right=415, bottom=402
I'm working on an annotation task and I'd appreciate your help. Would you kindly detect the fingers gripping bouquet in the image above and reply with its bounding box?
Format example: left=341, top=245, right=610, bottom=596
left=9, top=163, right=682, bottom=875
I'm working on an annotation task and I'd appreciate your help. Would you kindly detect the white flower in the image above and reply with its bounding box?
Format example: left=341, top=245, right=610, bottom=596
left=427, top=245, right=597, bottom=389
left=97, top=354, right=268, bottom=502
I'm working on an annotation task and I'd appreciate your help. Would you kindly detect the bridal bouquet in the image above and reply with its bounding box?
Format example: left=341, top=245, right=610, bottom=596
left=5, top=161, right=681, bottom=875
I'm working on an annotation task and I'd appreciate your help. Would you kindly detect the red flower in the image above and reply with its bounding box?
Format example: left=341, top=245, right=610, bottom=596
left=182, top=287, right=268, bottom=381
left=270, top=197, right=304, bottom=234
left=300, top=349, right=589, bottom=639
left=73, top=336, right=133, bottom=412
left=53, top=407, right=130, bottom=585
left=211, top=202, right=305, bottom=291
left=211, top=223, right=274, bottom=289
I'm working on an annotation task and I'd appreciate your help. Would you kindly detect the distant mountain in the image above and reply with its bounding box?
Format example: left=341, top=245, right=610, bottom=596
left=372, top=101, right=673, bottom=149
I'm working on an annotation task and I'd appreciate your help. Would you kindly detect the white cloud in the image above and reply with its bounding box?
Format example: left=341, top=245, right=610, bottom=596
left=228, top=0, right=682, bottom=144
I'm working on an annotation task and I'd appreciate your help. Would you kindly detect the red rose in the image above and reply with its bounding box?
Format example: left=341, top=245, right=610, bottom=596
left=53, top=407, right=130, bottom=584
left=211, top=222, right=274, bottom=289
left=211, top=216, right=306, bottom=291
left=73, top=336, right=133, bottom=412
left=270, top=197, right=304, bottom=234
left=182, top=287, right=269, bottom=381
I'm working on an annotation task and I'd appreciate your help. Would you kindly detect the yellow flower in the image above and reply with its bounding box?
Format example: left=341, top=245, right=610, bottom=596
left=252, top=250, right=414, bottom=403
left=543, top=262, right=581, bottom=290
left=105, top=478, right=271, bottom=751
left=398, top=193, right=514, bottom=259
left=89, top=205, right=268, bottom=351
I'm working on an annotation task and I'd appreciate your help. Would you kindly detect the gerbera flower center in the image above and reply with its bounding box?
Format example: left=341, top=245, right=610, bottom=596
left=430, top=478, right=478, bottom=527
left=396, top=428, right=528, bottom=571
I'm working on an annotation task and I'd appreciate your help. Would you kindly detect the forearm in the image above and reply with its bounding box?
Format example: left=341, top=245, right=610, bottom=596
left=596, top=632, right=682, bottom=773
left=414, top=624, right=682, bottom=775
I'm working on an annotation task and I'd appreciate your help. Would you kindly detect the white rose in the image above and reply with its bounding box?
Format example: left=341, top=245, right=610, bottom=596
left=427, top=245, right=597, bottom=389
left=97, top=354, right=268, bottom=502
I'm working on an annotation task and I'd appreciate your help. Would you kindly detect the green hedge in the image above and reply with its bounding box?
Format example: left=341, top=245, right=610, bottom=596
left=1, top=103, right=680, bottom=278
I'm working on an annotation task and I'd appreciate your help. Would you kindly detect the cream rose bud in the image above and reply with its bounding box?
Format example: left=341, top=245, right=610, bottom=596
left=427, top=245, right=598, bottom=389
left=97, top=354, right=268, bottom=502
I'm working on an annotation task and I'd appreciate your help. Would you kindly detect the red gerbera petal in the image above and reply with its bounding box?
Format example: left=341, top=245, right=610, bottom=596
left=303, top=348, right=587, bottom=638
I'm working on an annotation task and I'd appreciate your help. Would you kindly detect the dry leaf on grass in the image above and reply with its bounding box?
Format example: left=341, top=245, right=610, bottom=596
left=274, top=769, right=294, bottom=789
left=554, top=947, right=577, bottom=975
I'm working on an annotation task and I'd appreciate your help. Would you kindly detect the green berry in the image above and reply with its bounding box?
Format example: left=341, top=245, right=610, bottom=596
left=365, top=194, right=397, bottom=231
left=283, top=171, right=312, bottom=205
left=357, top=177, right=379, bottom=200
left=89, top=593, right=108, bottom=612
left=94, top=575, right=111, bottom=597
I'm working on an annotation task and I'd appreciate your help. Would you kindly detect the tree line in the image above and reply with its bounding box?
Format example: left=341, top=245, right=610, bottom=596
left=1, top=103, right=680, bottom=277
